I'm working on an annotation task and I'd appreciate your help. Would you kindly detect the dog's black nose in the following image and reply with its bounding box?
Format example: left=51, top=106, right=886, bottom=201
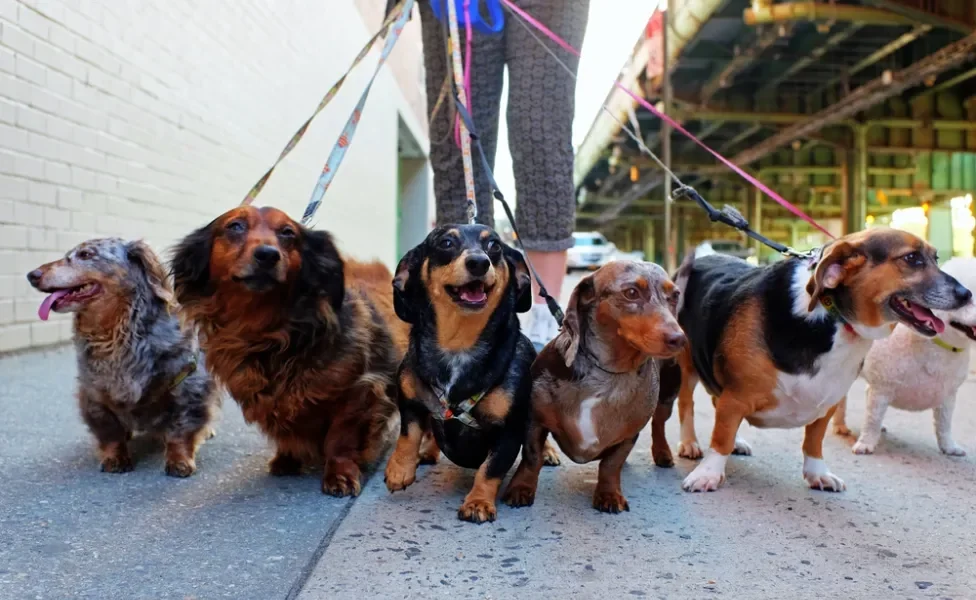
left=664, top=332, right=686, bottom=351
left=465, top=254, right=490, bottom=277
left=27, top=269, right=42, bottom=286
left=955, top=283, right=972, bottom=305
left=253, top=245, right=280, bottom=268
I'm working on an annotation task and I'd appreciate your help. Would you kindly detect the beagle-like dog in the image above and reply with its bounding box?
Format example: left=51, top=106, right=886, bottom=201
left=671, top=228, right=971, bottom=492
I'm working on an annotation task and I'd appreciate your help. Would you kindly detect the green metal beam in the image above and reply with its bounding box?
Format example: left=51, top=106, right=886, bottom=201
left=746, top=2, right=922, bottom=27
left=758, top=24, right=865, bottom=94
left=861, top=0, right=975, bottom=34
left=673, top=108, right=976, bottom=130
left=916, top=67, right=976, bottom=99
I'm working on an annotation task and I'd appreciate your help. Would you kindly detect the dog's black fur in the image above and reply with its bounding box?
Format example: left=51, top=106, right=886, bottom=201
left=386, top=224, right=535, bottom=522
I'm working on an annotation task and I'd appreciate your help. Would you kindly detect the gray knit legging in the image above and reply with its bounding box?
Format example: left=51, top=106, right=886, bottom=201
left=418, top=0, right=589, bottom=252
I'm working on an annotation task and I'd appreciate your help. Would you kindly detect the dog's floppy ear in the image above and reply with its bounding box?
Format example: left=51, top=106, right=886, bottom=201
left=299, top=228, right=345, bottom=314
left=393, top=246, right=426, bottom=324
left=170, top=221, right=216, bottom=303
left=127, top=240, right=175, bottom=311
left=553, top=275, right=595, bottom=367
left=806, top=241, right=865, bottom=311
left=504, top=246, right=532, bottom=313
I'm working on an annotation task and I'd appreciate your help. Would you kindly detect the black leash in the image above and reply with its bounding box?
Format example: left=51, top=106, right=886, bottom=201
left=452, top=93, right=565, bottom=327
left=672, top=185, right=816, bottom=260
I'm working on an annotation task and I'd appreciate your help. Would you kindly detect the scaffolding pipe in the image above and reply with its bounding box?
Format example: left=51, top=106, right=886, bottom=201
left=745, top=2, right=919, bottom=27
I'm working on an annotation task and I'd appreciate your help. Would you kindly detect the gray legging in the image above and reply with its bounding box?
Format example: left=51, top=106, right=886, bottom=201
left=417, top=0, right=590, bottom=252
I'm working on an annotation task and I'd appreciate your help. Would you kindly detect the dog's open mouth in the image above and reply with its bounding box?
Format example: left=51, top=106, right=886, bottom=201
left=889, top=296, right=945, bottom=337
left=37, top=283, right=101, bottom=320
left=950, top=321, right=976, bottom=342
left=446, top=281, right=491, bottom=309
left=232, top=273, right=279, bottom=290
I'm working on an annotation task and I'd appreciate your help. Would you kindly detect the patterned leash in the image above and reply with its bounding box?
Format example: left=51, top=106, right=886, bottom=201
left=242, top=0, right=412, bottom=207
left=301, top=0, right=416, bottom=225
left=444, top=0, right=479, bottom=224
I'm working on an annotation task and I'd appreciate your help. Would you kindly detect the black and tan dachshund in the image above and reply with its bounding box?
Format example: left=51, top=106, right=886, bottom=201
left=384, top=224, right=535, bottom=523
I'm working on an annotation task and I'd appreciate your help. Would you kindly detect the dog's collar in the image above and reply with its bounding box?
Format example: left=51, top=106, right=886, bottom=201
left=169, top=356, right=198, bottom=390
left=434, top=389, right=486, bottom=429
left=932, top=338, right=964, bottom=353
left=820, top=295, right=856, bottom=336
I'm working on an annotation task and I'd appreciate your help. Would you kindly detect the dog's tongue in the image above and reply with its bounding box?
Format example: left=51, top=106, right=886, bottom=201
left=910, top=303, right=945, bottom=334
left=459, top=285, right=487, bottom=304
left=38, top=290, right=69, bottom=321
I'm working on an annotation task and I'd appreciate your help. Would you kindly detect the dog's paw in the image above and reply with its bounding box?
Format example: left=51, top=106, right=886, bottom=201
left=940, top=443, right=967, bottom=457
left=322, top=471, right=362, bottom=498
left=165, top=460, right=196, bottom=478
left=803, top=457, right=846, bottom=492
left=542, top=441, right=562, bottom=467
left=593, top=489, right=629, bottom=514
left=101, top=455, right=134, bottom=474
left=204, top=426, right=217, bottom=440
left=384, top=460, right=417, bottom=493
left=682, top=466, right=725, bottom=492
left=732, top=437, right=753, bottom=456
left=268, top=453, right=303, bottom=476
left=652, top=444, right=674, bottom=468
left=502, top=484, right=536, bottom=508
left=677, top=440, right=704, bottom=460
left=458, top=499, right=497, bottom=524
left=833, top=423, right=853, bottom=437
left=418, top=436, right=439, bottom=465
left=851, top=439, right=877, bottom=455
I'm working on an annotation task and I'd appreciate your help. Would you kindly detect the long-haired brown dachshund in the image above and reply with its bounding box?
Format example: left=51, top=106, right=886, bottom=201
left=170, top=206, right=407, bottom=496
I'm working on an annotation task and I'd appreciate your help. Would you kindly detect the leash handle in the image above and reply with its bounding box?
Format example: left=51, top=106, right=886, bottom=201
left=452, top=94, right=565, bottom=327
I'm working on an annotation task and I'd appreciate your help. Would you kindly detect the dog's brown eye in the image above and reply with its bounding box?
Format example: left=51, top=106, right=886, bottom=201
left=438, top=238, right=454, bottom=250
left=226, top=221, right=246, bottom=234
left=903, top=252, right=924, bottom=267
left=76, top=249, right=94, bottom=260
left=279, top=227, right=296, bottom=238
left=485, top=240, right=499, bottom=253
left=624, top=287, right=639, bottom=300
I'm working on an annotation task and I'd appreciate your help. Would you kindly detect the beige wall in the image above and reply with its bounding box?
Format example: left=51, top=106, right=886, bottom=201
left=0, top=0, right=432, bottom=352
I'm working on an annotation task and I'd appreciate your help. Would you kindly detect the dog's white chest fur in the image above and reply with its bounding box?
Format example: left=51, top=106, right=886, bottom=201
left=576, top=397, right=601, bottom=450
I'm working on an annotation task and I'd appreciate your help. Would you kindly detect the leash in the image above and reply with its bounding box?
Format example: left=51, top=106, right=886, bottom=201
left=300, top=0, right=415, bottom=225
left=501, top=1, right=837, bottom=247
left=242, top=0, right=412, bottom=207
left=444, top=0, right=479, bottom=224
left=452, top=93, right=565, bottom=327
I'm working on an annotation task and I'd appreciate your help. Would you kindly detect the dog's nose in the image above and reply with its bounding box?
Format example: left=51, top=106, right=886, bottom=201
left=955, top=283, right=972, bottom=305
left=465, top=254, right=490, bottom=277
left=26, top=269, right=42, bottom=286
left=664, top=331, right=687, bottom=352
left=252, top=245, right=280, bottom=268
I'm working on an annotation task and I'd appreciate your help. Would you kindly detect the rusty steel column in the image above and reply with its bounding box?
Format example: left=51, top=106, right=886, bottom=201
left=752, top=187, right=763, bottom=257
left=854, top=124, right=868, bottom=232
left=662, top=0, right=675, bottom=273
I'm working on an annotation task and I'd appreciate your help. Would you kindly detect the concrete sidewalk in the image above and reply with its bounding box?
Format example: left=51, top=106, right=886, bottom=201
left=3, top=345, right=976, bottom=599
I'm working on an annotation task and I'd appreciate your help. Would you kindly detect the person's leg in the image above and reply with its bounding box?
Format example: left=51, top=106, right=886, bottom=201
left=418, top=3, right=506, bottom=226
left=505, top=0, right=590, bottom=347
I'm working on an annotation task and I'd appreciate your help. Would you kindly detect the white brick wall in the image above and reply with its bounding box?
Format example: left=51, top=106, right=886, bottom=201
left=0, top=0, right=432, bottom=352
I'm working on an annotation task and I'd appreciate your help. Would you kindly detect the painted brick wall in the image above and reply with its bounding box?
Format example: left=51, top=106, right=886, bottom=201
left=0, top=0, right=431, bottom=352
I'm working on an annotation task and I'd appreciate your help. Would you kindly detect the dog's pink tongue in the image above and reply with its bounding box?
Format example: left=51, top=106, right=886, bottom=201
left=38, top=290, right=69, bottom=321
left=910, top=303, right=945, bottom=333
left=460, top=287, right=487, bottom=303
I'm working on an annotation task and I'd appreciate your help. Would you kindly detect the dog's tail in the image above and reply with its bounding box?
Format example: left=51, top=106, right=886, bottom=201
left=357, top=374, right=401, bottom=469
left=672, top=252, right=696, bottom=315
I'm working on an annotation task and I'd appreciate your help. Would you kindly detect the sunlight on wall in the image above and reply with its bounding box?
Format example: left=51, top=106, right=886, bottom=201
left=890, top=206, right=928, bottom=240
left=951, top=194, right=974, bottom=258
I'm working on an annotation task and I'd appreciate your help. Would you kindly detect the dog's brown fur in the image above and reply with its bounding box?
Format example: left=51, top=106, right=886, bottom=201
left=171, top=206, right=407, bottom=496
left=503, top=261, right=685, bottom=512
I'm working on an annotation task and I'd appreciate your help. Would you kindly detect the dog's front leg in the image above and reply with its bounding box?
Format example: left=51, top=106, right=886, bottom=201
left=651, top=399, right=675, bottom=468
left=831, top=395, right=852, bottom=436
left=682, top=391, right=744, bottom=492
left=676, top=351, right=702, bottom=459
left=852, top=386, right=889, bottom=455
left=384, top=401, right=428, bottom=493
left=80, top=390, right=134, bottom=474
left=934, top=394, right=966, bottom=456
left=594, top=435, right=638, bottom=513
left=459, top=412, right=522, bottom=524
left=502, top=421, right=549, bottom=507
left=803, top=404, right=846, bottom=491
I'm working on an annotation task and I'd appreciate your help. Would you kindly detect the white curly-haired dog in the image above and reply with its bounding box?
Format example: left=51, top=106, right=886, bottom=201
left=832, top=256, right=976, bottom=456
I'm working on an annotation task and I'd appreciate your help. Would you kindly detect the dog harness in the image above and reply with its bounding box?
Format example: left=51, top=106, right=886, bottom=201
left=169, top=356, right=198, bottom=390
left=428, top=387, right=486, bottom=429
left=932, top=338, right=964, bottom=353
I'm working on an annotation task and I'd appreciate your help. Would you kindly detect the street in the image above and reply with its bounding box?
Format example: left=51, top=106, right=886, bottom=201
left=2, top=271, right=976, bottom=599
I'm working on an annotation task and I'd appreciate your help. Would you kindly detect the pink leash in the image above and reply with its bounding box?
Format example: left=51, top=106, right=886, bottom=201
left=454, top=0, right=475, bottom=148
left=499, top=0, right=836, bottom=239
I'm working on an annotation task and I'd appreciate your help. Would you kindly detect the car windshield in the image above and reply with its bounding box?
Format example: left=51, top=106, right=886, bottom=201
left=573, top=236, right=605, bottom=247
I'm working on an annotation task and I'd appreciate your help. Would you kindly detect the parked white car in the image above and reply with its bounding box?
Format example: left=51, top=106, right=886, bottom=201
left=567, top=232, right=617, bottom=272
